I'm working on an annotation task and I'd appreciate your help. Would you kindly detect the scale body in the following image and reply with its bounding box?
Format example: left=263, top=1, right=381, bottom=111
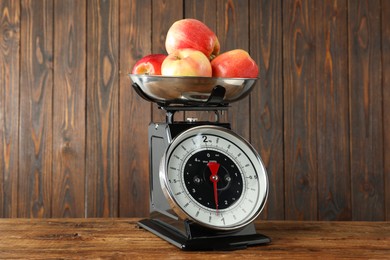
left=130, top=75, right=270, bottom=251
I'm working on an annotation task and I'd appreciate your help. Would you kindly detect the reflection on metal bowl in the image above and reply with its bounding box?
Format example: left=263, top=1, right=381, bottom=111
left=129, top=74, right=257, bottom=105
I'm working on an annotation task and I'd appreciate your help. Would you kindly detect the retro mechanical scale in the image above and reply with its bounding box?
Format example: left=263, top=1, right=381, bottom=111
left=130, top=75, right=270, bottom=251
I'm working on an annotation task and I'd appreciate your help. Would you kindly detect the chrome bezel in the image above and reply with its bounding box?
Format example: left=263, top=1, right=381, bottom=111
left=159, top=125, right=268, bottom=231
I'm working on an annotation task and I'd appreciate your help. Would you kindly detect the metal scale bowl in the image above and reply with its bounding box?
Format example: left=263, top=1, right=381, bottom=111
left=130, top=74, right=270, bottom=251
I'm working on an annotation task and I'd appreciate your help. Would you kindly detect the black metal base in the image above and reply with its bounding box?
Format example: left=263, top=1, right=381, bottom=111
left=138, top=218, right=271, bottom=251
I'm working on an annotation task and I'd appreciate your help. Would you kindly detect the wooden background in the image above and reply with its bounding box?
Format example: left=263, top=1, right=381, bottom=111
left=0, top=0, right=389, bottom=221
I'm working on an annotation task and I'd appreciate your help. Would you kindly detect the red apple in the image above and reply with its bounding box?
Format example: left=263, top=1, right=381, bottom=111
left=165, top=19, right=220, bottom=60
left=161, top=48, right=212, bottom=77
left=131, top=54, right=167, bottom=75
left=211, top=49, right=259, bottom=78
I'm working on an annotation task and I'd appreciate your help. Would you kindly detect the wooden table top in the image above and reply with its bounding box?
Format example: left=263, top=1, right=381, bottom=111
left=0, top=218, right=389, bottom=259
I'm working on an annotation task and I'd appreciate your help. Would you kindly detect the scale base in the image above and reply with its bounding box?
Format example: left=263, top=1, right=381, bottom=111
left=138, top=218, right=271, bottom=251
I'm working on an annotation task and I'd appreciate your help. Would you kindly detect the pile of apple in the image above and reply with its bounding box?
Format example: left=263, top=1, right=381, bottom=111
left=132, top=19, right=258, bottom=78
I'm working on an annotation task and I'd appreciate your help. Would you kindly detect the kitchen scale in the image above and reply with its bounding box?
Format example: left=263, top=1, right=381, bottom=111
left=130, top=74, right=270, bottom=251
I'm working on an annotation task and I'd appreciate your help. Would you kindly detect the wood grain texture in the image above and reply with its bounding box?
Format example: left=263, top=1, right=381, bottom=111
left=249, top=0, right=284, bottom=220
left=315, top=0, right=351, bottom=220
left=0, top=0, right=19, bottom=218
left=382, top=0, right=390, bottom=221
left=86, top=0, right=119, bottom=217
left=119, top=0, right=151, bottom=217
left=217, top=0, right=250, bottom=139
left=0, top=0, right=389, bottom=220
left=151, top=0, right=183, bottom=123
left=0, top=219, right=389, bottom=259
left=19, top=0, right=53, bottom=218
left=52, top=0, right=86, bottom=218
left=283, top=0, right=317, bottom=220
left=348, top=0, right=384, bottom=221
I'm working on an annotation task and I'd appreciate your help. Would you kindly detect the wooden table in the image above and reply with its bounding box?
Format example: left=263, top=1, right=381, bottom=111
left=0, top=218, right=389, bottom=259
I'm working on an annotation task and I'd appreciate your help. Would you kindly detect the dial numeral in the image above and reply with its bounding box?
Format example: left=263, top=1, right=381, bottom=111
left=169, top=179, right=180, bottom=183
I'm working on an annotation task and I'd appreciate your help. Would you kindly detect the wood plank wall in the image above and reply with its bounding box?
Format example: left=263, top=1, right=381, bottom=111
left=0, top=0, right=389, bottom=220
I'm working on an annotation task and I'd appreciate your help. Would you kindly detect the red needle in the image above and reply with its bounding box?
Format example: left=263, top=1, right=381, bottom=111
left=208, top=161, right=220, bottom=213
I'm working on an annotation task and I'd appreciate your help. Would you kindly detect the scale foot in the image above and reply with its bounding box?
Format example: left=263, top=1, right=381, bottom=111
left=138, top=218, right=271, bottom=251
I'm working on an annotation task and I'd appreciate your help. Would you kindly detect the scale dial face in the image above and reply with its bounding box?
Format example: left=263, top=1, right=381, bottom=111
left=159, top=125, right=268, bottom=231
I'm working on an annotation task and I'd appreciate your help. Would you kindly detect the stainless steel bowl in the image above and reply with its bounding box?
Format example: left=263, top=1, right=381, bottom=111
left=129, top=74, right=257, bottom=105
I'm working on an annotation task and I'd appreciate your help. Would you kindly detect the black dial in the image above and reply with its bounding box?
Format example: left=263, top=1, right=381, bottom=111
left=183, top=150, right=243, bottom=210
